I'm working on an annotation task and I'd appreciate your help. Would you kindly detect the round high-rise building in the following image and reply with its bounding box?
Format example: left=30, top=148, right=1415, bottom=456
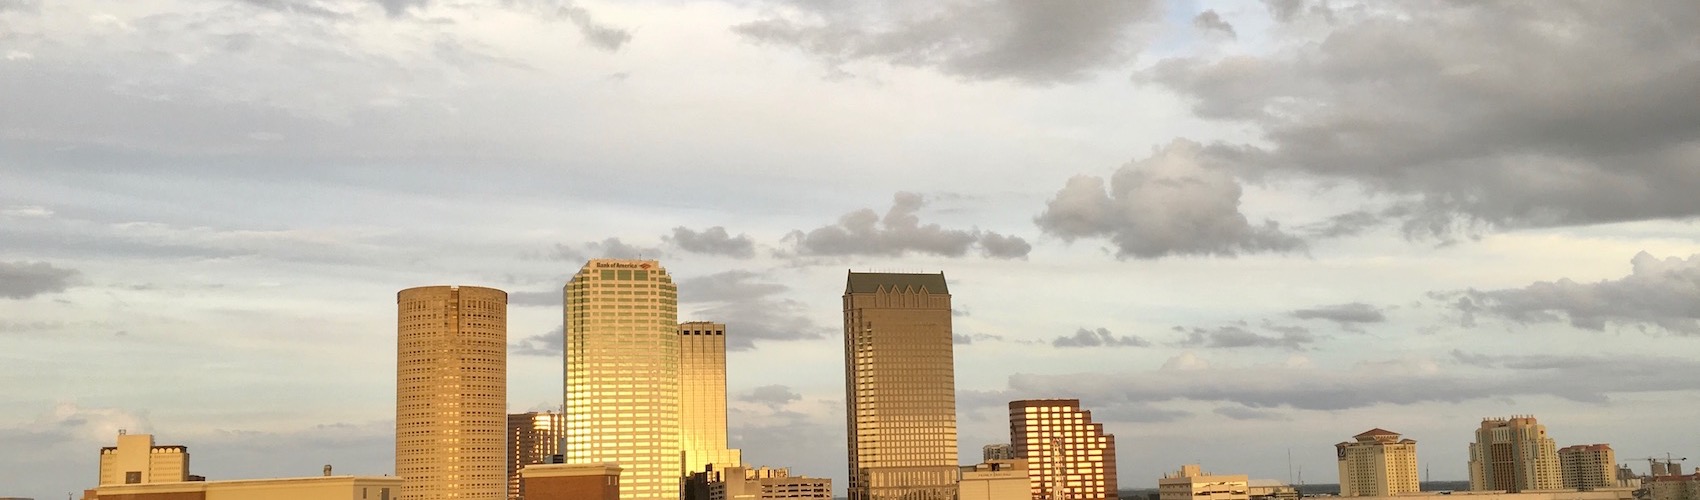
left=397, top=285, right=507, bottom=500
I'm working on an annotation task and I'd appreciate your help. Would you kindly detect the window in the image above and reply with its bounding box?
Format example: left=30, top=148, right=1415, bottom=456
left=126, top=471, right=142, bottom=484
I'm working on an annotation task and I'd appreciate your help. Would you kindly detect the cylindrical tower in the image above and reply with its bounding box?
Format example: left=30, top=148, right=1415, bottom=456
left=397, top=285, right=507, bottom=500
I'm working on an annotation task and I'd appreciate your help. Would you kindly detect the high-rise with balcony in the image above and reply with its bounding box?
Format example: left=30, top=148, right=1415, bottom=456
left=397, top=285, right=508, bottom=500
left=843, top=272, right=958, bottom=500
left=562, top=259, right=681, bottom=500
left=1469, top=416, right=1563, bottom=492
left=679, top=321, right=742, bottom=476
left=1335, top=428, right=1419, bottom=497
left=1011, top=399, right=1119, bottom=500
left=1559, top=444, right=1617, bottom=491
left=508, top=411, right=564, bottom=500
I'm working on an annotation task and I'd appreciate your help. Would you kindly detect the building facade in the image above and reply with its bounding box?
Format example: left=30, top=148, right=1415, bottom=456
left=1648, top=473, right=1700, bottom=500
left=680, top=321, right=743, bottom=475
left=98, top=432, right=189, bottom=486
left=1469, top=416, right=1563, bottom=492
left=1558, top=444, right=1616, bottom=491
left=843, top=272, right=959, bottom=500
left=519, top=463, right=622, bottom=500
left=702, top=466, right=832, bottom=500
left=959, top=460, right=1031, bottom=500
left=1011, top=399, right=1118, bottom=500
left=1336, top=428, right=1419, bottom=497
left=1160, top=465, right=1248, bottom=500
left=396, top=285, right=508, bottom=500
left=983, top=444, right=1016, bottom=462
left=83, top=476, right=402, bottom=500
left=508, top=411, right=564, bottom=500
left=562, top=259, right=682, bottom=500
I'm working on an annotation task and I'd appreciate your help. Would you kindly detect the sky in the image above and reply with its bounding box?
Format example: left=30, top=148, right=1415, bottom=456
left=3, top=0, right=1700, bottom=498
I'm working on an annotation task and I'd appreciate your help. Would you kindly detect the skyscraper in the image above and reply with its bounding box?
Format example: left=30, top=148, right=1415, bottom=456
left=1335, top=428, right=1419, bottom=497
left=397, top=285, right=508, bottom=500
left=562, top=259, right=681, bottom=500
left=679, top=321, right=742, bottom=475
left=1010, top=399, right=1118, bottom=500
left=1558, top=444, right=1617, bottom=490
left=509, top=411, right=565, bottom=500
left=1468, top=416, right=1563, bottom=492
left=843, top=272, right=958, bottom=500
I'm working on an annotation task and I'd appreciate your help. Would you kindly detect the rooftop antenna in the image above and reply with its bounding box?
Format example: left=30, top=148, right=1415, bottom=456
left=1287, top=448, right=1293, bottom=485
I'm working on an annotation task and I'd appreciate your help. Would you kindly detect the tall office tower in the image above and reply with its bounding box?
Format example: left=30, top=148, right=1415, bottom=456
left=397, top=285, right=508, bottom=500
left=509, top=411, right=565, bottom=500
left=1010, top=399, right=1119, bottom=500
left=98, top=431, right=189, bottom=485
left=563, top=259, right=682, bottom=500
left=843, top=272, right=959, bottom=500
left=1558, top=444, right=1617, bottom=490
left=679, top=321, right=743, bottom=475
left=1335, top=428, right=1419, bottom=497
left=1468, top=416, right=1563, bottom=492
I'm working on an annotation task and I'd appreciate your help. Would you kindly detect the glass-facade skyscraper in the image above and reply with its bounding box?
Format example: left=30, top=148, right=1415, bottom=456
left=679, top=321, right=742, bottom=475
left=842, top=272, right=959, bottom=500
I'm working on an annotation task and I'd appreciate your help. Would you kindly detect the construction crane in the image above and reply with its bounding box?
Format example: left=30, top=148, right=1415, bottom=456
left=1634, top=453, right=1688, bottom=476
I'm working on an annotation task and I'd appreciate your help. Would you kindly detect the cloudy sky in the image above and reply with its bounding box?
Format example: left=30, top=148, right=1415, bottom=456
left=4, top=0, right=1700, bottom=497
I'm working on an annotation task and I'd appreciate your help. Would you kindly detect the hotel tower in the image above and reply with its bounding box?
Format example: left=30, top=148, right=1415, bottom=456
left=842, top=272, right=958, bottom=500
left=679, top=321, right=742, bottom=475
left=1468, top=416, right=1563, bottom=492
left=396, top=285, right=508, bottom=500
left=1010, top=399, right=1118, bottom=500
left=1335, top=428, right=1419, bottom=497
left=562, top=259, right=682, bottom=500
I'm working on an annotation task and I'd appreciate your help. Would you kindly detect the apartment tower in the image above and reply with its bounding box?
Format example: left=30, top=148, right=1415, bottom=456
left=1011, top=399, right=1119, bottom=500
left=562, top=259, right=681, bottom=500
left=396, top=285, right=508, bottom=500
left=1468, top=416, right=1562, bottom=492
left=679, top=321, right=743, bottom=475
left=1558, top=444, right=1617, bottom=490
left=1335, top=428, right=1419, bottom=496
left=843, top=272, right=958, bottom=500
left=508, top=411, right=565, bottom=500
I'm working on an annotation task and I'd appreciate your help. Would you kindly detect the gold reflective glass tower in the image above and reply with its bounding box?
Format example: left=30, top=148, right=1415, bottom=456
left=843, top=272, right=959, bottom=500
left=508, top=411, right=564, bottom=500
left=397, top=285, right=508, bottom=500
left=679, top=321, right=743, bottom=475
left=563, top=259, right=682, bottom=500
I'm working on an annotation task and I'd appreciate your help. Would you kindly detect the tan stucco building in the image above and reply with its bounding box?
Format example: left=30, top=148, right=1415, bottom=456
left=1160, top=465, right=1248, bottom=500
left=83, top=476, right=403, bottom=500
left=396, top=285, right=508, bottom=500
left=679, top=321, right=742, bottom=475
left=1011, top=399, right=1118, bottom=500
left=959, top=460, right=1031, bottom=500
left=508, top=411, right=564, bottom=500
left=98, top=432, right=189, bottom=486
left=1558, top=444, right=1617, bottom=491
left=1469, top=416, right=1562, bottom=492
left=699, top=466, right=832, bottom=500
left=1336, top=428, right=1419, bottom=497
left=562, top=259, right=682, bottom=500
left=842, top=272, right=959, bottom=500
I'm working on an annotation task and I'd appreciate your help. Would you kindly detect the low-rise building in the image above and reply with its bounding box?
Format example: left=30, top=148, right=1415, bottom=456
left=98, top=432, right=189, bottom=486
left=519, top=463, right=622, bottom=500
left=959, top=460, right=1030, bottom=500
left=81, top=476, right=402, bottom=500
left=1647, top=473, right=1700, bottom=500
left=1247, top=479, right=1298, bottom=500
left=690, top=465, right=831, bottom=500
left=1160, top=465, right=1248, bottom=500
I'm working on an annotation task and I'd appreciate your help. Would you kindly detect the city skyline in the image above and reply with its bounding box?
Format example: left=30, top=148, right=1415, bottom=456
left=5, top=1, right=1700, bottom=499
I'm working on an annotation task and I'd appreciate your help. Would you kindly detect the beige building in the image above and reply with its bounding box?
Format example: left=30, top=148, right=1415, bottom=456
left=1469, top=416, right=1562, bottom=492
left=1011, top=399, right=1118, bottom=500
left=98, top=432, right=189, bottom=486
left=959, top=460, right=1031, bottom=500
left=1247, top=479, right=1299, bottom=500
left=396, top=285, right=508, bottom=500
left=509, top=411, right=564, bottom=500
left=680, top=321, right=743, bottom=475
left=1321, top=490, right=1637, bottom=500
left=1558, top=444, right=1616, bottom=491
left=519, top=463, right=622, bottom=500
left=562, top=259, right=682, bottom=500
left=1647, top=473, right=1700, bottom=500
left=843, top=272, right=959, bottom=500
left=83, top=475, right=404, bottom=500
left=1160, top=465, right=1248, bottom=500
left=1336, top=428, right=1419, bottom=497
left=701, top=466, right=832, bottom=500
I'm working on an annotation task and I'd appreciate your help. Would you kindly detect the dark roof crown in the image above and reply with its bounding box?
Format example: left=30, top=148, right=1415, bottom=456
left=845, top=272, right=949, bottom=294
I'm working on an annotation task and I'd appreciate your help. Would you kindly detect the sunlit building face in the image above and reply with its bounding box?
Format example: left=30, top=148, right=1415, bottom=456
left=397, top=285, right=508, bottom=500
left=562, top=260, right=681, bottom=500
left=678, top=321, right=742, bottom=475
left=1010, top=400, right=1118, bottom=500
left=843, top=272, right=959, bottom=500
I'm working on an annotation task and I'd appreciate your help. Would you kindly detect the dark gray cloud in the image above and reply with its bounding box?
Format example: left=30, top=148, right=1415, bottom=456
left=558, top=4, right=630, bottom=51
left=733, top=0, right=1158, bottom=84
left=739, top=384, right=801, bottom=407
left=1035, top=140, right=1304, bottom=259
left=954, top=332, right=1005, bottom=345
left=1262, top=0, right=1304, bottom=23
left=1052, top=327, right=1150, bottom=348
left=510, top=326, right=563, bottom=356
left=1292, top=302, right=1386, bottom=324
left=1447, top=252, right=1700, bottom=335
left=1192, top=10, right=1235, bottom=39
left=786, top=192, right=1031, bottom=259
left=1173, top=325, right=1315, bottom=350
left=677, top=271, right=827, bottom=350
left=1213, top=406, right=1286, bottom=421
left=1300, top=209, right=1390, bottom=239
left=0, top=261, right=79, bottom=299
left=665, top=226, right=756, bottom=258
left=1146, top=1, right=1700, bottom=236
left=375, top=0, right=427, bottom=17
